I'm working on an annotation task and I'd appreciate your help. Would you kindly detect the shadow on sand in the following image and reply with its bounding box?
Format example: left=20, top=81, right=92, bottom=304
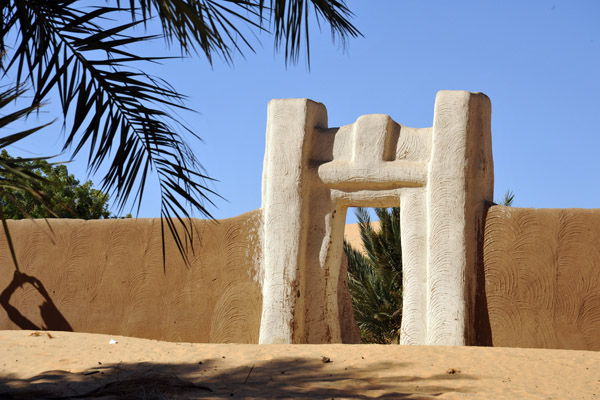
left=0, top=356, right=477, bottom=399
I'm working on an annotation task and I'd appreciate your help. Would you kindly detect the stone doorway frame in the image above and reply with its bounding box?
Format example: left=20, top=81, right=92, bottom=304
left=259, top=91, right=493, bottom=345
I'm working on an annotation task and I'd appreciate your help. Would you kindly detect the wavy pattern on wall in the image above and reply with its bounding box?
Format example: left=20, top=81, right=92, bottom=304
left=0, top=210, right=263, bottom=343
left=426, top=95, right=470, bottom=345
left=483, top=206, right=600, bottom=350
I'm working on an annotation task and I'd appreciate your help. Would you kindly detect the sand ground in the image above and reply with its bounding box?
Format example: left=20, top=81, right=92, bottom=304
left=0, top=330, right=598, bottom=399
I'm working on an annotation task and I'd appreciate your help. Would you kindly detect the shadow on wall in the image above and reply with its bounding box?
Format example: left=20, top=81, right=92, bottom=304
left=473, top=201, right=493, bottom=347
left=0, top=270, right=72, bottom=332
left=0, top=358, right=477, bottom=399
left=0, top=213, right=265, bottom=343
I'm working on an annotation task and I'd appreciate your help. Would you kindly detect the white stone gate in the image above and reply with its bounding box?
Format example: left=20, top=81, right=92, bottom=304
left=259, top=91, right=493, bottom=345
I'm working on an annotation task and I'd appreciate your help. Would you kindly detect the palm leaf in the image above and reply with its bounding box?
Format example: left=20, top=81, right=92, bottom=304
left=3, top=2, right=218, bottom=266
left=2, top=0, right=361, bottom=268
left=499, top=190, right=515, bottom=206
left=122, top=0, right=361, bottom=65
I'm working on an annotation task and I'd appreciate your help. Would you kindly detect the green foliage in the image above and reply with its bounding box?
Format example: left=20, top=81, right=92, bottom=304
left=345, top=207, right=403, bottom=344
left=0, top=150, right=110, bottom=220
left=498, top=190, right=515, bottom=206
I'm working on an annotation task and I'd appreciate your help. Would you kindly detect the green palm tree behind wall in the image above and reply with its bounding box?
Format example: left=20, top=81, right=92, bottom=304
left=344, top=207, right=403, bottom=344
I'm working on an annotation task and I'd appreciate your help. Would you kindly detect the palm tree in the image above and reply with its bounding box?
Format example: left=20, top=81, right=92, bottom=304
left=344, top=207, right=403, bottom=344
left=0, top=1, right=361, bottom=269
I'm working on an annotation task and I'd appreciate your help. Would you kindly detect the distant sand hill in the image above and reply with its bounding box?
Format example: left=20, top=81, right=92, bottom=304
left=344, top=221, right=380, bottom=253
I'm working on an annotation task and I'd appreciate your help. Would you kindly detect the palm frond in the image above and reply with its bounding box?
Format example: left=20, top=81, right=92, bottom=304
left=2, top=0, right=361, bottom=268
left=118, top=0, right=361, bottom=65
left=267, top=0, right=362, bottom=66
left=499, top=189, right=515, bottom=206
left=2, top=2, right=220, bottom=265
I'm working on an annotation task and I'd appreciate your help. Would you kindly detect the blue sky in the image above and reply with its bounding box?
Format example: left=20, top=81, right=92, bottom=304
left=6, top=0, right=600, bottom=221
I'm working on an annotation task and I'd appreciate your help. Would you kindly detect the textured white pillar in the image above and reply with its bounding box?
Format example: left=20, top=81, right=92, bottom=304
left=259, top=99, right=327, bottom=344
left=426, top=91, right=493, bottom=345
left=399, top=187, right=428, bottom=345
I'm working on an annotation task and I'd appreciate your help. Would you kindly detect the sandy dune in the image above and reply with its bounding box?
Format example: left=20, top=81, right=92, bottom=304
left=0, top=330, right=598, bottom=399
left=344, top=221, right=380, bottom=254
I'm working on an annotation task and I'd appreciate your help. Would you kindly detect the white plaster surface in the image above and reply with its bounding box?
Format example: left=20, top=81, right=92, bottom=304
left=259, top=91, right=493, bottom=345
